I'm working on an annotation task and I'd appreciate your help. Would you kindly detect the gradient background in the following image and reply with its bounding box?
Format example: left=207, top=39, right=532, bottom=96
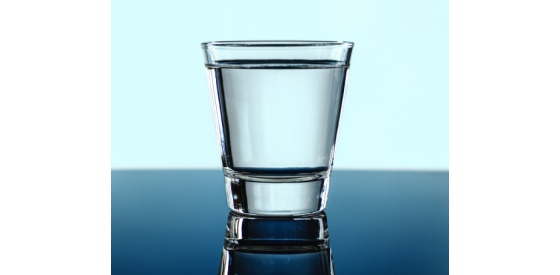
left=112, top=0, right=448, bottom=170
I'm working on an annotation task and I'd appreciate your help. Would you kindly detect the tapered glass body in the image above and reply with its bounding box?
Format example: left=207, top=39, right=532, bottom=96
left=202, top=41, right=353, bottom=215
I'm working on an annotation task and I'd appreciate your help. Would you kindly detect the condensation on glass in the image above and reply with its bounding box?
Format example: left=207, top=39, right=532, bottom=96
left=202, top=41, right=354, bottom=216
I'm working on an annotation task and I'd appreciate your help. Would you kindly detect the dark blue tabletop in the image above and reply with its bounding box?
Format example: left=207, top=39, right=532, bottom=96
left=112, top=170, right=449, bottom=274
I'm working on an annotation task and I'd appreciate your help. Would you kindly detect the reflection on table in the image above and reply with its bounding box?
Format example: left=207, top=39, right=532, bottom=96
left=111, top=170, right=449, bottom=274
left=219, top=211, right=334, bottom=275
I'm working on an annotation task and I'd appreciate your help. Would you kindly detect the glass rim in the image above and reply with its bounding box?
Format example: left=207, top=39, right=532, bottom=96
left=201, top=40, right=354, bottom=48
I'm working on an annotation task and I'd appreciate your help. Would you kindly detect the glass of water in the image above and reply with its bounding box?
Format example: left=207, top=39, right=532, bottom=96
left=202, top=41, right=354, bottom=216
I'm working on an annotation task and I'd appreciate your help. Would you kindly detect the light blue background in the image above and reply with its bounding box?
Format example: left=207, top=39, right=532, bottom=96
left=112, top=0, right=448, bottom=170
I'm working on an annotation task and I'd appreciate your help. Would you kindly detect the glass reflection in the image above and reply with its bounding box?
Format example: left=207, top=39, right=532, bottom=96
left=219, top=211, right=335, bottom=275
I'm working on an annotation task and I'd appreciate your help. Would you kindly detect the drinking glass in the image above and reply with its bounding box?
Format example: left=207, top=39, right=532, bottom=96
left=202, top=41, right=354, bottom=216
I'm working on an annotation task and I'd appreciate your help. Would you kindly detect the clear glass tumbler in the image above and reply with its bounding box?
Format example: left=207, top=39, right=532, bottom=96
left=202, top=41, right=354, bottom=216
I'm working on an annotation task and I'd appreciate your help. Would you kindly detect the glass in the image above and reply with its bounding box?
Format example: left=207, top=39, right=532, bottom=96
left=219, top=211, right=334, bottom=275
left=202, top=41, right=354, bottom=215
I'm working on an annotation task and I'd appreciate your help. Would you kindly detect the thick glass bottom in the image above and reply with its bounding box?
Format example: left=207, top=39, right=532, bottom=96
left=223, top=168, right=330, bottom=216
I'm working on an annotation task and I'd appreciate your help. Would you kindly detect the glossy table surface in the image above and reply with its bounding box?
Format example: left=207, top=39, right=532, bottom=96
left=112, top=170, right=449, bottom=274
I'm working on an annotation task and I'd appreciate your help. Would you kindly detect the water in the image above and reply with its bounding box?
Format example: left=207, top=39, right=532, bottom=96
left=206, top=60, right=349, bottom=174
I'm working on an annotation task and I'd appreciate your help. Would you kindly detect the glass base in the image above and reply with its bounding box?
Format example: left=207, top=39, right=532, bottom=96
left=223, top=168, right=330, bottom=216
